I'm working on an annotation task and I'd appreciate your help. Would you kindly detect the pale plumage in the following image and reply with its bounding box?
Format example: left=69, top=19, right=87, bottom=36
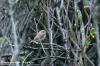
left=30, top=30, right=46, bottom=43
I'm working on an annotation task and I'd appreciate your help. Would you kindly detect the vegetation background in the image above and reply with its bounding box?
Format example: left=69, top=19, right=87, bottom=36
left=0, top=0, right=100, bottom=66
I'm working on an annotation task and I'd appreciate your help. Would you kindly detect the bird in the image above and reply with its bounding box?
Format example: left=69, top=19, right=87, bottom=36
left=30, top=30, right=46, bottom=43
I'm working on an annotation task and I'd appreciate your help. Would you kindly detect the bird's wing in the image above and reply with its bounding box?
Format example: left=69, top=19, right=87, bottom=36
left=33, top=34, right=40, bottom=41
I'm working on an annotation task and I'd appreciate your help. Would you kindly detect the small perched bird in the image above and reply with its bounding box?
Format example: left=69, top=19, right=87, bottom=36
left=30, top=30, right=46, bottom=43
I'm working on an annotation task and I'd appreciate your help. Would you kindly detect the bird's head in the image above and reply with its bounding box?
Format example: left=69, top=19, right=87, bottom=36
left=40, top=30, right=46, bottom=35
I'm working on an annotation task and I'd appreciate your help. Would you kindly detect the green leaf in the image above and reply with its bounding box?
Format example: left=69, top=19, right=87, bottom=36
left=83, top=0, right=88, bottom=6
left=19, top=56, right=25, bottom=61
left=0, top=37, right=3, bottom=43
left=77, top=10, right=82, bottom=20
left=90, top=28, right=95, bottom=34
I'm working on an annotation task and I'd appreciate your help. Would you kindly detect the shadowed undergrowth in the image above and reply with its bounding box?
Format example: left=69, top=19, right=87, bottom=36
left=0, top=0, right=100, bottom=66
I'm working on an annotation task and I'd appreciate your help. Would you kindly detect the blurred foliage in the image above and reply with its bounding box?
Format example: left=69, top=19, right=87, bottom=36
left=33, top=5, right=41, bottom=19
left=19, top=55, right=25, bottom=61
left=77, top=10, right=82, bottom=20
left=90, top=28, right=95, bottom=35
left=0, top=37, right=3, bottom=43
